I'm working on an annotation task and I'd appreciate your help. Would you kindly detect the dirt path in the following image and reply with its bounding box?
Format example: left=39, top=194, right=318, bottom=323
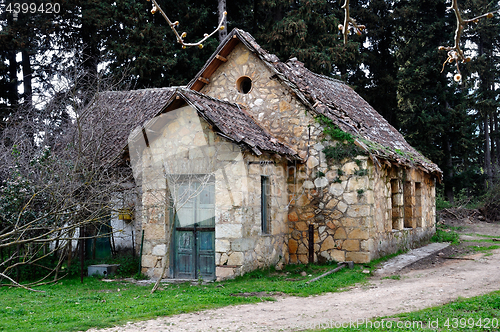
left=90, top=246, right=500, bottom=332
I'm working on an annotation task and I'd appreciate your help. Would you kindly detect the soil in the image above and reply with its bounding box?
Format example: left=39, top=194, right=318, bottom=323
left=89, top=213, right=500, bottom=332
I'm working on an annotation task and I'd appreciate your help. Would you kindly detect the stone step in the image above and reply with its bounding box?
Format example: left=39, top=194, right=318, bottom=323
left=374, top=242, right=450, bottom=277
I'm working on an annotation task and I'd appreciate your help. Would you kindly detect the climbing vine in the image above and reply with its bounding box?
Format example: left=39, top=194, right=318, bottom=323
left=315, top=115, right=366, bottom=163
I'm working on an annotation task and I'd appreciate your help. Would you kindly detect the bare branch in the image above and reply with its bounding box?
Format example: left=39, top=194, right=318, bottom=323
left=438, top=0, right=497, bottom=81
left=148, top=0, right=227, bottom=49
left=339, top=0, right=366, bottom=44
left=0, top=273, right=45, bottom=292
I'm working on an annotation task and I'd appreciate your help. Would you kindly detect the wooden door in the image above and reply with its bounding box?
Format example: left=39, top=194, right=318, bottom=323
left=173, top=181, right=215, bottom=279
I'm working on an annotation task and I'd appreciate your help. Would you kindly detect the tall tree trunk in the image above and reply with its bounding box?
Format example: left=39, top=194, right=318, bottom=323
left=444, top=136, right=454, bottom=203
left=21, top=50, right=32, bottom=108
left=7, top=51, right=18, bottom=107
left=218, top=0, right=227, bottom=42
left=484, top=113, right=493, bottom=188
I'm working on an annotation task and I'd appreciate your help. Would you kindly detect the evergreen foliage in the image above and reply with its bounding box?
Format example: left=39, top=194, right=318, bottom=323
left=0, top=0, right=499, bottom=203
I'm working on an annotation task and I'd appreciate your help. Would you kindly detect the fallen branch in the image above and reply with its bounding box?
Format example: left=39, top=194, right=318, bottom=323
left=306, top=261, right=354, bottom=284
left=0, top=273, right=45, bottom=292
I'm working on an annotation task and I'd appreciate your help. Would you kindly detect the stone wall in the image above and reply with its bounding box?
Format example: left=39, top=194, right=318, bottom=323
left=371, top=165, right=436, bottom=258
left=200, top=42, right=316, bottom=156
left=199, top=41, right=437, bottom=265
left=137, top=105, right=289, bottom=279
left=287, top=151, right=375, bottom=264
left=216, top=153, right=289, bottom=279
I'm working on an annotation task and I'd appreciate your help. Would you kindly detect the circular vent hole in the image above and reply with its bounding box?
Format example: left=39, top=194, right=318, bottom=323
left=236, top=76, right=252, bottom=94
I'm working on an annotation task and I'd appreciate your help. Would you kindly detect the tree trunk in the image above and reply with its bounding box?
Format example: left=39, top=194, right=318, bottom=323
left=444, top=136, right=454, bottom=203
left=484, top=113, right=493, bottom=188
left=21, top=50, right=32, bottom=108
left=7, top=51, right=18, bottom=107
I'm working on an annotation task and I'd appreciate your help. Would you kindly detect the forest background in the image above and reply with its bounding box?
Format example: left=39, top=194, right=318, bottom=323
left=1, top=0, right=499, bottom=205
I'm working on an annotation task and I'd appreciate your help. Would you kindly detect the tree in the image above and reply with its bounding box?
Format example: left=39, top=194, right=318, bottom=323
left=0, top=70, right=135, bottom=288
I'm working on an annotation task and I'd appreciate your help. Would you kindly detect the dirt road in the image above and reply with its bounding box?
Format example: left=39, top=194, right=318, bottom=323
left=90, top=221, right=500, bottom=332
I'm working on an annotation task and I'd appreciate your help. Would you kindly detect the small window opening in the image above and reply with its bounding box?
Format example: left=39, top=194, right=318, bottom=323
left=236, top=76, right=252, bottom=94
left=261, top=175, right=270, bottom=234
left=403, top=181, right=414, bottom=228
left=391, top=179, right=402, bottom=230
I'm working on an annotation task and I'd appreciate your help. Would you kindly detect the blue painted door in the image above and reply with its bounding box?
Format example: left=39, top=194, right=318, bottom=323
left=173, top=181, right=215, bottom=279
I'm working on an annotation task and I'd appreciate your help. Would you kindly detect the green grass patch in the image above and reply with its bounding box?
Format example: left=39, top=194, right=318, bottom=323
left=468, top=245, right=500, bottom=252
left=310, top=290, right=500, bottom=331
left=431, top=224, right=460, bottom=245
left=463, top=233, right=500, bottom=239
left=0, top=262, right=368, bottom=332
left=468, top=239, right=500, bottom=244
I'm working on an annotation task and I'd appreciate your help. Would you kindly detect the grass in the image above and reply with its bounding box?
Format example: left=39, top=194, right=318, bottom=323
left=310, top=290, right=500, bottom=331
left=431, top=224, right=461, bottom=245
left=0, top=262, right=368, bottom=332
left=469, top=245, right=500, bottom=252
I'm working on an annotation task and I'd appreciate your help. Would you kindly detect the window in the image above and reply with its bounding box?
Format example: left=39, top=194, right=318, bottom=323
left=403, top=181, right=413, bottom=228
left=261, top=175, right=270, bottom=234
left=236, top=76, right=252, bottom=94
left=415, top=182, right=423, bottom=227
left=391, top=179, right=403, bottom=230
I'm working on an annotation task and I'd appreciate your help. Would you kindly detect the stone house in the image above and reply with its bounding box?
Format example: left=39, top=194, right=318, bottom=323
left=96, top=28, right=442, bottom=280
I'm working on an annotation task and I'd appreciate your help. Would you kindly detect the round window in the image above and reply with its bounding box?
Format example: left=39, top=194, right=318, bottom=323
left=236, top=76, right=252, bottom=94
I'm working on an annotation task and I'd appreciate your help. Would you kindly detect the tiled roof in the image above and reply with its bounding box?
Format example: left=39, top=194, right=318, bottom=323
left=82, top=87, right=175, bottom=164
left=176, top=88, right=299, bottom=159
left=188, top=29, right=442, bottom=177
left=86, top=87, right=299, bottom=162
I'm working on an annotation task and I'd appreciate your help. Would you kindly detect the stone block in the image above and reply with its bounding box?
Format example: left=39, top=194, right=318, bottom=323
left=347, top=205, right=371, bottom=218
left=297, top=254, right=309, bottom=264
left=288, top=211, right=299, bottom=222
left=216, top=224, right=243, bottom=238
left=334, top=228, right=347, bottom=239
left=227, top=252, right=244, bottom=266
left=330, top=249, right=346, bottom=262
left=300, top=212, right=315, bottom=220
left=231, top=238, right=256, bottom=252
left=343, top=239, right=360, bottom=251
left=289, top=238, right=298, bottom=254
left=348, top=229, right=369, bottom=240
left=307, top=156, right=319, bottom=169
left=329, top=183, right=345, bottom=196
left=343, top=192, right=358, bottom=205
left=144, top=224, right=165, bottom=240
left=152, top=244, right=166, bottom=256
left=215, top=239, right=231, bottom=252
left=314, top=177, right=329, bottom=188
left=325, top=198, right=339, bottom=210
left=360, top=239, right=374, bottom=252
left=303, top=180, right=315, bottom=189
left=347, top=177, right=368, bottom=191
left=330, top=209, right=343, bottom=220
left=141, top=255, right=157, bottom=268
left=295, top=221, right=309, bottom=231
left=297, top=243, right=308, bottom=255
left=216, top=266, right=236, bottom=281
left=346, top=251, right=370, bottom=263
left=320, top=236, right=335, bottom=251
left=337, top=201, right=348, bottom=213
left=342, top=162, right=357, bottom=175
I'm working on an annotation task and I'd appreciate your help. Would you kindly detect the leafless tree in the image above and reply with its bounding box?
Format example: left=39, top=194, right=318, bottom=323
left=0, top=68, right=136, bottom=289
